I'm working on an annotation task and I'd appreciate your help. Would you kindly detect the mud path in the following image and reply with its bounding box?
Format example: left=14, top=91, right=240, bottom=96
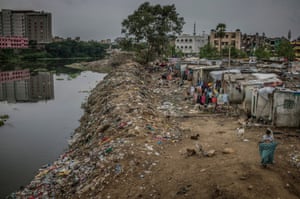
left=145, top=115, right=300, bottom=199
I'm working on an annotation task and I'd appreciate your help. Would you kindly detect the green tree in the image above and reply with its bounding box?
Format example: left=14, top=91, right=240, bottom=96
left=215, top=23, right=226, bottom=56
left=221, top=46, right=247, bottom=59
left=254, top=46, right=271, bottom=60
left=275, top=39, right=295, bottom=61
left=121, top=2, right=185, bottom=62
left=45, top=40, right=107, bottom=58
left=199, top=43, right=219, bottom=59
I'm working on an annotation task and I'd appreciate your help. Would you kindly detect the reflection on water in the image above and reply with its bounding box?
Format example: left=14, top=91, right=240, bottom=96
left=0, top=69, right=54, bottom=103
left=0, top=66, right=105, bottom=198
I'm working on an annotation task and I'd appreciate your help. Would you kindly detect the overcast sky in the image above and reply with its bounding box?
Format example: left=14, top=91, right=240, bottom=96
left=1, top=0, right=300, bottom=41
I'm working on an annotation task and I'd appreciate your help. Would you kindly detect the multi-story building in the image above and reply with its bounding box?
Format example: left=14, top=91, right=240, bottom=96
left=0, top=69, right=30, bottom=83
left=175, top=33, right=209, bottom=55
left=0, top=70, right=54, bottom=102
left=0, top=69, right=31, bottom=102
left=0, top=9, right=52, bottom=44
left=0, top=36, right=28, bottom=48
left=241, top=33, right=266, bottom=55
left=209, top=29, right=242, bottom=51
left=30, top=72, right=54, bottom=100
left=25, top=11, right=52, bottom=43
left=291, top=39, right=300, bottom=60
left=264, top=37, right=283, bottom=54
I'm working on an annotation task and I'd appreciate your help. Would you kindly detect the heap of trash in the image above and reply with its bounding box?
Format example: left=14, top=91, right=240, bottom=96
left=9, top=62, right=184, bottom=198
left=289, top=151, right=300, bottom=169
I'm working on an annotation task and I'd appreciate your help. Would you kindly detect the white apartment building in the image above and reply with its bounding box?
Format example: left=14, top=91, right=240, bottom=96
left=175, top=33, right=209, bottom=54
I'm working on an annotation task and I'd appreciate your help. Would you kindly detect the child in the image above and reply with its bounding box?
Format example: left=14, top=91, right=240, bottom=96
left=262, top=128, right=274, bottom=142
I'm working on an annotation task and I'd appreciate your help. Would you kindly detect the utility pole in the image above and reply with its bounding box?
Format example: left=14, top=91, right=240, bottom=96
left=228, top=46, right=231, bottom=67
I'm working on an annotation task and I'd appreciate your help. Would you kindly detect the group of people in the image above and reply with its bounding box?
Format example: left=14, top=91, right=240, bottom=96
left=185, top=80, right=229, bottom=112
left=158, top=61, right=278, bottom=169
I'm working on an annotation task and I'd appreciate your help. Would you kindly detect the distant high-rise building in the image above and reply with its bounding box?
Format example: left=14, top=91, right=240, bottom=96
left=25, top=11, right=52, bottom=43
left=0, top=70, right=54, bottom=102
left=0, top=9, right=52, bottom=43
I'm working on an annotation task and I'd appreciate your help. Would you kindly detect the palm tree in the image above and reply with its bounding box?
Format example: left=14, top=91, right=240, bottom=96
left=216, top=23, right=226, bottom=57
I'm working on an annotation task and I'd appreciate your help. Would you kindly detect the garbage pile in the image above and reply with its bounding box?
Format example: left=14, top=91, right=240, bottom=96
left=289, top=151, right=300, bottom=169
left=9, top=62, right=184, bottom=198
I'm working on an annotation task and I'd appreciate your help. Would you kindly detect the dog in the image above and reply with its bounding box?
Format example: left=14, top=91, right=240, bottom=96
left=236, top=127, right=245, bottom=138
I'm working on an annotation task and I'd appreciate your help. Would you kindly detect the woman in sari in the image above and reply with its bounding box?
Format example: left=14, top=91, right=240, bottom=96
left=259, top=139, right=278, bottom=168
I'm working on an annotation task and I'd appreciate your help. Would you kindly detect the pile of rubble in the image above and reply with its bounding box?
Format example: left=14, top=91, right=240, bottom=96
left=9, top=62, right=184, bottom=198
left=290, top=152, right=300, bottom=168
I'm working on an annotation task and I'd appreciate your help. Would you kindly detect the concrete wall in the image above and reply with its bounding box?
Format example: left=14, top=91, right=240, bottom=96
left=272, top=90, right=300, bottom=127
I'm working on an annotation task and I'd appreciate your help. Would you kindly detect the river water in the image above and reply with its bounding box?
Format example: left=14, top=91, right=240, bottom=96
left=0, top=66, right=105, bottom=198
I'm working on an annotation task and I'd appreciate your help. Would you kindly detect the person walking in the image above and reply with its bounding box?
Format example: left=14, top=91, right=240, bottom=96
left=259, top=138, right=278, bottom=168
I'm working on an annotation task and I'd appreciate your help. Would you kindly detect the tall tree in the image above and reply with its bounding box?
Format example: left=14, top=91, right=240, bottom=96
left=276, top=39, right=295, bottom=61
left=121, top=2, right=185, bottom=62
left=216, top=23, right=226, bottom=56
left=254, top=46, right=271, bottom=60
left=199, top=43, right=218, bottom=59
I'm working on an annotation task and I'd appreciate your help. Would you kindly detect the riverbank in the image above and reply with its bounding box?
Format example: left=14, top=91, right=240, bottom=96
left=9, top=56, right=300, bottom=198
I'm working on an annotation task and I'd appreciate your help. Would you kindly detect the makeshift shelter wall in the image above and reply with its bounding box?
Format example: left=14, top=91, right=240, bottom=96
left=242, top=84, right=261, bottom=114
left=192, top=68, right=218, bottom=85
left=272, top=91, right=300, bottom=127
left=254, top=92, right=272, bottom=121
left=223, top=81, right=244, bottom=104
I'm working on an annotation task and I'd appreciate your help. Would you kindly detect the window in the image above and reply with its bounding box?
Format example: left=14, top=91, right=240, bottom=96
left=283, top=99, right=294, bottom=109
left=189, top=39, right=192, bottom=42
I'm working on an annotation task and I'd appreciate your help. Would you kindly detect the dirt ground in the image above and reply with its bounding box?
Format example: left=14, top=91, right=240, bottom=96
left=100, top=117, right=300, bottom=199
left=97, top=69, right=300, bottom=199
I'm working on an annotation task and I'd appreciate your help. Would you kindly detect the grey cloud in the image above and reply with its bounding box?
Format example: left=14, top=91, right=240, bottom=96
left=1, top=0, right=300, bottom=40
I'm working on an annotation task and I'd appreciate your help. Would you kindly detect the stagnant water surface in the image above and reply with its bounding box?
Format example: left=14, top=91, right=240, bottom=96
left=0, top=69, right=105, bottom=198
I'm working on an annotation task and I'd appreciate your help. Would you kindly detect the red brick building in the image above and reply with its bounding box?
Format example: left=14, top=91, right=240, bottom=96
left=0, top=36, right=29, bottom=49
left=0, top=69, right=30, bottom=83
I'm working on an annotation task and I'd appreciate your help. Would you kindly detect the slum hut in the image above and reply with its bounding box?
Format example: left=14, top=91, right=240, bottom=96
left=272, top=88, right=300, bottom=127
left=188, top=64, right=221, bottom=85
left=250, top=83, right=300, bottom=127
left=223, top=73, right=280, bottom=105
left=256, top=62, right=287, bottom=74
left=199, top=59, right=222, bottom=66
left=222, top=72, right=245, bottom=104
left=242, top=74, right=282, bottom=114
left=251, top=87, right=275, bottom=123
left=290, top=61, right=300, bottom=73
left=209, top=69, right=240, bottom=82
